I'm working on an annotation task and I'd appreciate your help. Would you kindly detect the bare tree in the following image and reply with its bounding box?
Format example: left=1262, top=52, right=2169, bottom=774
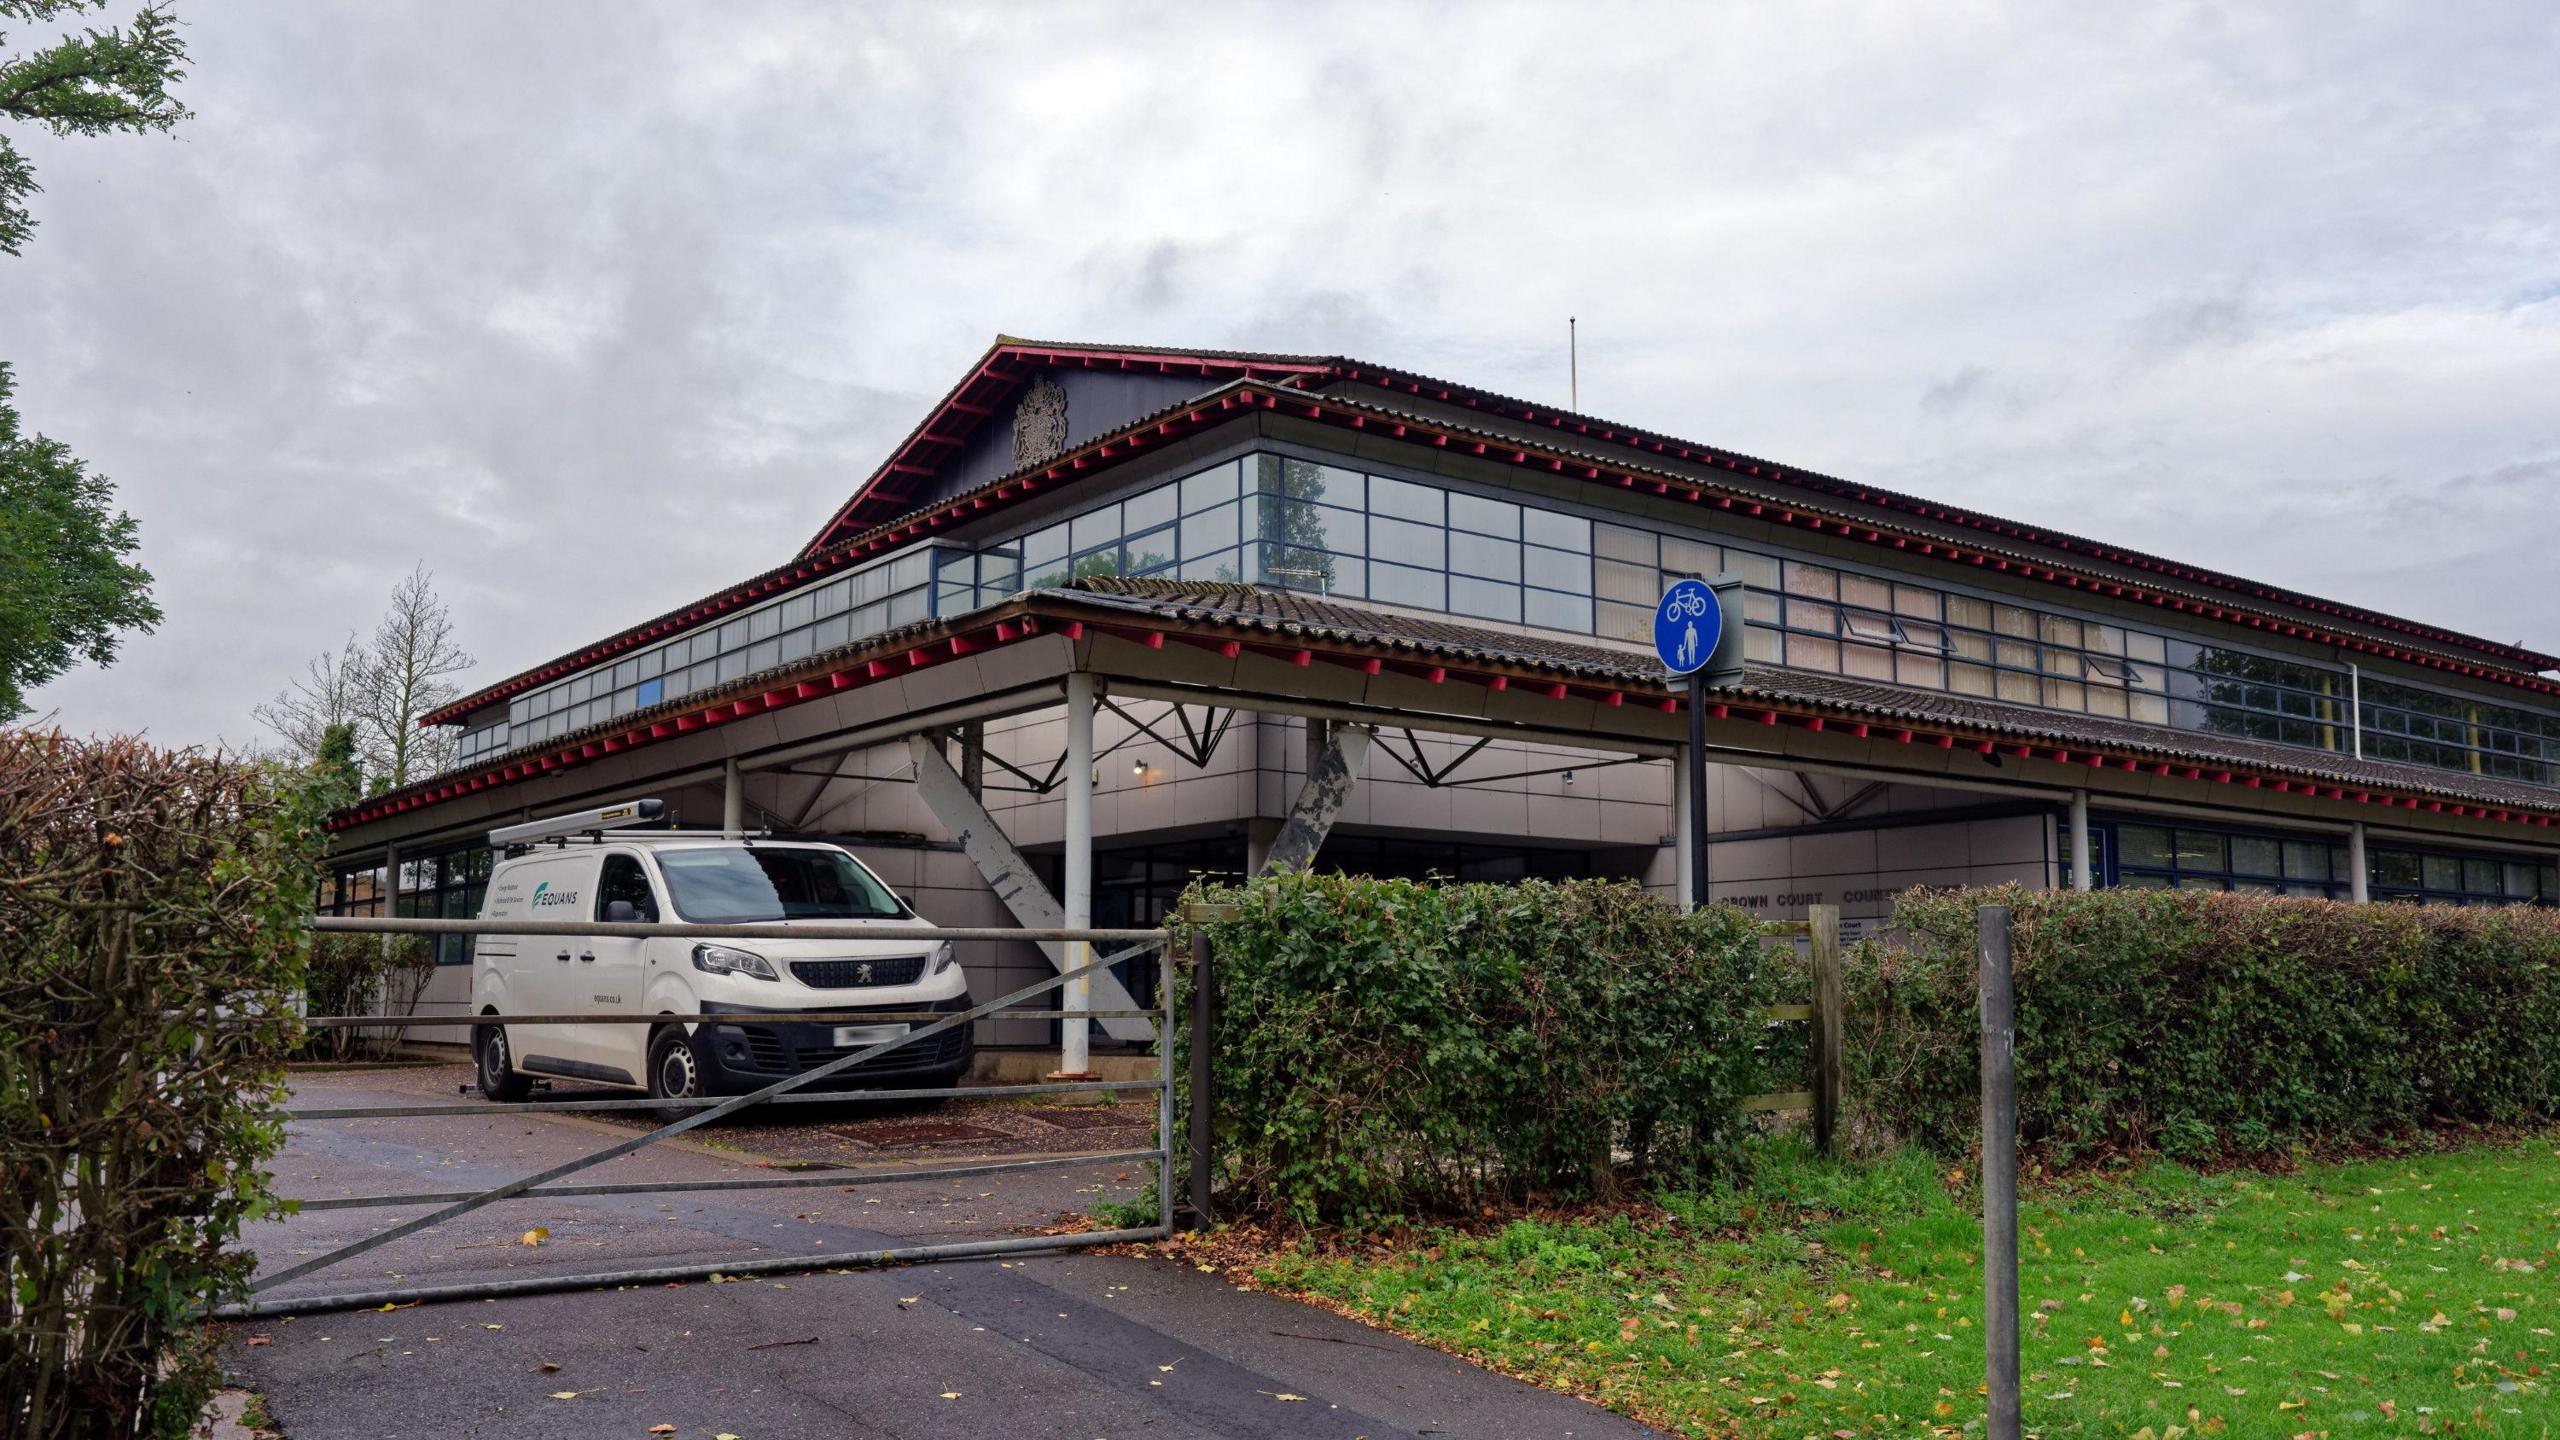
left=261, top=564, right=475, bottom=793
left=251, top=632, right=366, bottom=764
left=353, top=563, right=473, bottom=789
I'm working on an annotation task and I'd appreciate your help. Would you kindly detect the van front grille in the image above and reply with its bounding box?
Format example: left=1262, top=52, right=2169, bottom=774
left=790, top=956, right=927, bottom=989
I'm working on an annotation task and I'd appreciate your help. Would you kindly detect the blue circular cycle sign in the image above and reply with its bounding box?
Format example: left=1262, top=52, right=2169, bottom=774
left=1654, top=579, right=1723, bottom=675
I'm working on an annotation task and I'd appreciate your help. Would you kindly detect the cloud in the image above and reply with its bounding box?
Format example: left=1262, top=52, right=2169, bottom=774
left=5, top=0, right=2559, bottom=749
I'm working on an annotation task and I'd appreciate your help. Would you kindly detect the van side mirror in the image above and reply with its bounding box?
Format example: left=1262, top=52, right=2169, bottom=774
left=604, top=899, right=641, bottom=923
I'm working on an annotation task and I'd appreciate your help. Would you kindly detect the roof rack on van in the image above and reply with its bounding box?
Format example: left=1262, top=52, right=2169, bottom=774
left=488, top=799, right=667, bottom=851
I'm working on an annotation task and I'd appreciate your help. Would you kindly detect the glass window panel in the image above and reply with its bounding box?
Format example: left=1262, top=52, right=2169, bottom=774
left=1449, top=492, right=1519, bottom=539
left=1123, top=482, right=1178, bottom=533
left=1450, top=576, right=1521, bottom=623
left=1746, top=591, right=1781, bottom=625
left=2120, top=870, right=2172, bottom=889
left=1840, top=573, right=1892, bottom=612
left=779, top=627, right=814, bottom=662
left=2231, top=836, right=2281, bottom=877
left=1369, top=561, right=1443, bottom=609
left=2374, top=851, right=2421, bottom=888
left=1123, top=523, right=1177, bottom=574
left=2423, top=855, right=2460, bottom=891
left=1899, top=620, right=1948, bottom=651
left=1596, top=601, right=1650, bottom=643
left=747, top=638, right=779, bottom=673
left=613, top=658, right=638, bottom=687
left=1786, top=634, right=1841, bottom=672
left=2175, top=831, right=2227, bottom=871
left=2503, top=862, right=2536, bottom=898
left=1524, top=589, right=1593, bottom=633
left=2044, top=677, right=2085, bottom=710
left=1594, top=522, right=1655, bottom=565
left=1523, top=544, right=1588, bottom=594
left=812, top=615, right=848, bottom=650
left=1022, top=523, right=1068, bottom=567
left=2119, top=825, right=2173, bottom=869
left=1595, top=559, right=1657, bottom=605
left=1842, top=643, right=1894, bottom=680
left=1726, top=550, right=1780, bottom=588
left=1070, top=507, right=1120, bottom=553
left=2463, top=858, right=2499, bottom=895
left=1787, top=598, right=1839, bottom=634
left=1893, top=584, right=1942, bottom=619
left=1994, top=605, right=2037, bottom=639
left=1783, top=562, right=1837, bottom=599
left=1449, top=531, right=1521, bottom=582
left=1661, top=536, right=1720, bottom=579
left=2131, top=692, right=2169, bottom=724
left=1262, top=456, right=1359, bottom=506
left=1268, top=498, right=1363, bottom=557
left=1370, top=515, right=1445, bottom=569
left=1896, top=652, right=1946, bottom=689
left=1841, top=609, right=1897, bottom=643
left=1181, top=503, right=1239, bottom=557
left=1024, top=556, right=1068, bottom=590
left=1524, top=508, right=1590, bottom=552
left=2085, top=686, right=2128, bottom=718
left=1368, top=474, right=1444, bottom=525
left=1996, top=639, right=2038, bottom=671
left=2127, top=631, right=2167, bottom=664
left=888, top=589, right=928, bottom=626
left=1947, top=594, right=1993, bottom=631
left=1179, top=547, right=1243, bottom=582
left=2041, top=614, right=2082, bottom=649
left=1180, top=461, right=1239, bottom=513
left=1994, top=668, right=2039, bottom=704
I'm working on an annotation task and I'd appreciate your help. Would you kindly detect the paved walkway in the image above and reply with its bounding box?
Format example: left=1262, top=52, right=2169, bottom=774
left=224, top=1067, right=1655, bottom=1439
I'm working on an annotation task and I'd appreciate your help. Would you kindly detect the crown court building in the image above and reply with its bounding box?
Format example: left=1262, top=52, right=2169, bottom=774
left=323, top=338, right=2560, bottom=1061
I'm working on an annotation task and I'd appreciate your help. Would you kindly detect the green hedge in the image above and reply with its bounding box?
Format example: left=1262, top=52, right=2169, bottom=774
left=1, top=731, right=318, bottom=1438
left=1171, top=873, right=1784, bottom=1225
left=1850, top=886, right=2560, bottom=1163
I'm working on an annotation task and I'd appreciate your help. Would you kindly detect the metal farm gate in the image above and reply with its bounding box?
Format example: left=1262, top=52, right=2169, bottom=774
left=220, top=916, right=1179, bottom=1319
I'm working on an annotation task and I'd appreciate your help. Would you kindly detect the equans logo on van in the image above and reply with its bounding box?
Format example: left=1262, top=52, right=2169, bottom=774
left=531, top=882, right=580, bottom=909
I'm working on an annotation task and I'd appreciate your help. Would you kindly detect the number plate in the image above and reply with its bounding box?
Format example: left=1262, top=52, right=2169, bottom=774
left=832, top=1023, right=909, bottom=1048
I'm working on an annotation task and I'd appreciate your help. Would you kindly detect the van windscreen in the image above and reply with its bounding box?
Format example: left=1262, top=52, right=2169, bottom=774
left=655, top=848, right=905, bottom=923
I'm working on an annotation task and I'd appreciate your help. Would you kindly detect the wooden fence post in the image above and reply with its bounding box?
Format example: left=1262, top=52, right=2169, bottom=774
left=1809, top=903, right=1843, bottom=1156
left=1178, top=902, right=1235, bottom=1227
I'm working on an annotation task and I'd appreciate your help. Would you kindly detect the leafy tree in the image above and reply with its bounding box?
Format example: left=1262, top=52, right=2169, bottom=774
left=1, top=0, right=191, bottom=256
left=312, top=720, right=361, bottom=811
left=0, top=362, right=159, bottom=719
left=0, top=3, right=188, bottom=717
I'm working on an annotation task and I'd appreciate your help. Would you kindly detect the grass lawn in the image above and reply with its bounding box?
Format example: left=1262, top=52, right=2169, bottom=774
left=1245, top=1134, right=2557, bottom=1438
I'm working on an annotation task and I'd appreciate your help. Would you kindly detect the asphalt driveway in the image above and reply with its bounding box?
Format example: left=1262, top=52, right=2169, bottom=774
left=223, top=1065, right=1656, bottom=1439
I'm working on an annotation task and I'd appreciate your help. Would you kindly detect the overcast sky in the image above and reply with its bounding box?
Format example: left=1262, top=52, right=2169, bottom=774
left=8, top=1, right=2558, bottom=748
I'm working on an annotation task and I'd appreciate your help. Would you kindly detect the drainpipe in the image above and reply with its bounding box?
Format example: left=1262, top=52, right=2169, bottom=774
left=2069, top=790, right=2093, bottom=892
left=1058, top=672, right=1096, bottom=1078
left=2349, top=821, right=2370, bottom=903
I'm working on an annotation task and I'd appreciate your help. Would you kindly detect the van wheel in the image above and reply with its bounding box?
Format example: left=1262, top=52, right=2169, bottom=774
left=475, top=1017, right=531, bottom=1103
left=646, top=1026, right=704, bottom=1124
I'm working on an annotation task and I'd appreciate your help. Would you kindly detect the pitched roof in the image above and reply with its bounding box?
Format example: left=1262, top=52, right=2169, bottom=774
left=805, top=337, right=2557, bottom=673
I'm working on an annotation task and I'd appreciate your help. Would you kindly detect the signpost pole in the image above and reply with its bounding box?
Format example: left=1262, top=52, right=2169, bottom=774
left=1687, top=671, right=1710, bottom=907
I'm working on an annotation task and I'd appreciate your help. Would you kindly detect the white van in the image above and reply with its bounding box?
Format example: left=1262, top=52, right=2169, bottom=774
left=470, top=815, right=968, bottom=1116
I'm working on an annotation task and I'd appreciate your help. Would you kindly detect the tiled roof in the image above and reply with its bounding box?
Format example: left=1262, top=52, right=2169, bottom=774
left=338, top=578, right=2560, bottom=834
left=1049, top=580, right=2560, bottom=817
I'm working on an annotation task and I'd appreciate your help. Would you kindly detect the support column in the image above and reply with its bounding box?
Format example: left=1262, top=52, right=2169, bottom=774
left=1260, top=724, right=1371, bottom=875
left=2349, top=821, right=2370, bottom=903
left=721, top=757, right=744, bottom=834
left=1672, top=750, right=1696, bottom=910
left=2069, top=789, right=2093, bottom=892
left=1060, top=672, right=1096, bottom=1077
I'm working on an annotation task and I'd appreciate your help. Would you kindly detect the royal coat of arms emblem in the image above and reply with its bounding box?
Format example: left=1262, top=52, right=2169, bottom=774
left=1011, top=375, right=1068, bottom=467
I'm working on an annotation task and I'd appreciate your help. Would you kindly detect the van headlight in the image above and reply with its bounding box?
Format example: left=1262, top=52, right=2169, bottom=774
left=929, top=940, right=957, bottom=975
left=692, top=943, right=777, bottom=981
